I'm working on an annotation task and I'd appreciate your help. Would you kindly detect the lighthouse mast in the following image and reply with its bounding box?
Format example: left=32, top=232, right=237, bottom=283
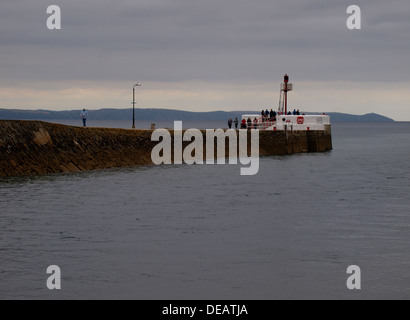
left=279, top=74, right=293, bottom=115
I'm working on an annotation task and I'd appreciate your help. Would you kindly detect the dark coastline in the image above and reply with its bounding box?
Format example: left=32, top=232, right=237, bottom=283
left=0, top=108, right=395, bottom=122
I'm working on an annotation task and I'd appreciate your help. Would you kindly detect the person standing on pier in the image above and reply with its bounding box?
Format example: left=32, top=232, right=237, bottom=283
left=247, top=117, right=252, bottom=129
left=234, top=117, right=239, bottom=129
left=81, top=109, right=88, bottom=128
left=241, top=118, right=246, bottom=129
left=253, top=117, right=258, bottom=129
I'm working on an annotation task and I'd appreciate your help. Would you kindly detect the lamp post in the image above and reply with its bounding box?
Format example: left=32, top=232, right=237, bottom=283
left=132, top=83, right=142, bottom=129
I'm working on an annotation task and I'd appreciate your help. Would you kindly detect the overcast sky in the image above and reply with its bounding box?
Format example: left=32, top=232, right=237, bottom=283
left=1, top=0, right=409, bottom=120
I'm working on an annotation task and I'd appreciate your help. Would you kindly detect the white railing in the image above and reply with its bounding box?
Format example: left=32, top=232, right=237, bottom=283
left=242, top=120, right=276, bottom=130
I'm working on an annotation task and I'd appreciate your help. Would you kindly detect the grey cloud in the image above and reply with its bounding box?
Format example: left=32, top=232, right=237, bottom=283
left=1, top=0, right=410, bottom=85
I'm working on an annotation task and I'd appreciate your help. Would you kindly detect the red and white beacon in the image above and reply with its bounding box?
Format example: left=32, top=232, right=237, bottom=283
left=279, top=74, right=293, bottom=115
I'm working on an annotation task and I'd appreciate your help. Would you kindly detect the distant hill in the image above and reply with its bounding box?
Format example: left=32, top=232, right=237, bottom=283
left=310, top=112, right=395, bottom=122
left=0, top=108, right=395, bottom=122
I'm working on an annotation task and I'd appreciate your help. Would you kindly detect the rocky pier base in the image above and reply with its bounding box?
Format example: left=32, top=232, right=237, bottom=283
left=0, top=121, right=332, bottom=178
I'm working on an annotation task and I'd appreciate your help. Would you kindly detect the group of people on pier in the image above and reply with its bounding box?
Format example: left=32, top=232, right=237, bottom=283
left=227, top=108, right=305, bottom=130
left=227, top=117, right=239, bottom=129
left=261, top=109, right=277, bottom=121
left=227, top=109, right=278, bottom=130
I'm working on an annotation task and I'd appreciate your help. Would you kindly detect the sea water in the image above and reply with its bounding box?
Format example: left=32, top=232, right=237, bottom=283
left=1, top=122, right=410, bottom=299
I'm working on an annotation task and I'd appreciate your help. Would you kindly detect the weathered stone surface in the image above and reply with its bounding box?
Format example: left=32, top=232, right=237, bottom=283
left=33, top=128, right=53, bottom=146
left=0, top=120, right=332, bottom=177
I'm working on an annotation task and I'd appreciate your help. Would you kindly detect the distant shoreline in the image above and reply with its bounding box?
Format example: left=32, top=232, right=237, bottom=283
left=0, top=108, right=395, bottom=123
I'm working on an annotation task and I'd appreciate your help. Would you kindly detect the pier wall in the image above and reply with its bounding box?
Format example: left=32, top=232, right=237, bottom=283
left=0, top=121, right=332, bottom=177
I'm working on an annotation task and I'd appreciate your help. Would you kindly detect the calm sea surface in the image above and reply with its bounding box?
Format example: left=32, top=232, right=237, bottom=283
left=1, top=122, right=410, bottom=300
